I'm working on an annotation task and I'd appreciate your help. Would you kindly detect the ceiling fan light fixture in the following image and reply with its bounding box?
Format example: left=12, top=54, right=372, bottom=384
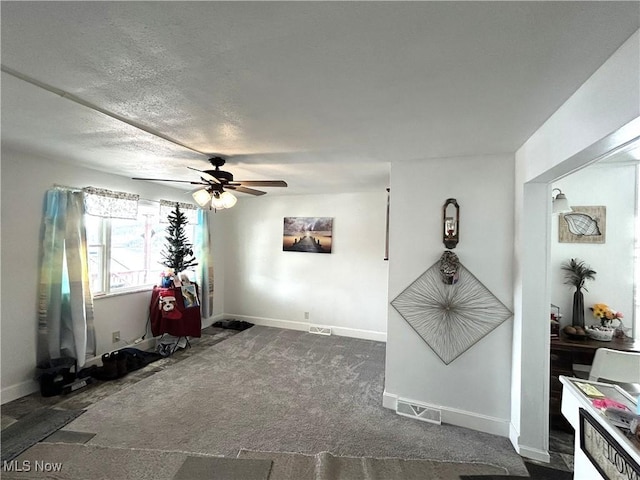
left=210, top=192, right=226, bottom=209
left=192, top=188, right=212, bottom=207
left=220, top=191, right=237, bottom=209
left=132, top=156, right=286, bottom=208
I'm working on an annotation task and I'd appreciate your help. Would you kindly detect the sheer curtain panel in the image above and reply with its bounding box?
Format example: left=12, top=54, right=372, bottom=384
left=37, top=188, right=96, bottom=367
left=196, top=208, right=214, bottom=318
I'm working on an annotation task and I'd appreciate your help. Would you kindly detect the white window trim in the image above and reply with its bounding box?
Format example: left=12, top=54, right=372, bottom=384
left=87, top=199, right=198, bottom=298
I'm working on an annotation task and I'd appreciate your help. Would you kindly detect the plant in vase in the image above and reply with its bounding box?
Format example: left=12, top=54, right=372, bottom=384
left=561, top=258, right=596, bottom=331
left=588, top=303, right=625, bottom=340
left=160, top=204, right=198, bottom=279
left=591, top=303, right=623, bottom=327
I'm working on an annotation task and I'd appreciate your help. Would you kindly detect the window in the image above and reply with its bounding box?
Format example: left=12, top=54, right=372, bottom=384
left=86, top=201, right=197, bottom=295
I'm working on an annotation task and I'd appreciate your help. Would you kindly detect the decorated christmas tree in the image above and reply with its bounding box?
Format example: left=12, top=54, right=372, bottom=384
left=160, top=204, right=198, bottom=274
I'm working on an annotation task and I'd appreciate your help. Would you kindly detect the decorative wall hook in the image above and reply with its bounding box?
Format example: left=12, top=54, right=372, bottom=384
left=443, top=198, right=459, bottom=249
left=439, top=250, right=460, bottom=285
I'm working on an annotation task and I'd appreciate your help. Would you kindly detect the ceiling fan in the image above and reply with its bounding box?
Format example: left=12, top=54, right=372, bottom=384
left=132, top=156, right=287, bottom=209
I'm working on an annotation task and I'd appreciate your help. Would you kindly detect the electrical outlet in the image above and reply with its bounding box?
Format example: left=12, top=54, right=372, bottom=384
left=304, top=312, right=310, bottom=320
left=112, top=331, right=120, bottom=343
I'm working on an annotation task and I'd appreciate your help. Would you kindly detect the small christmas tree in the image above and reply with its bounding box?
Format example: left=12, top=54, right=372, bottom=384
left=160, top=204, right=198, bottom=275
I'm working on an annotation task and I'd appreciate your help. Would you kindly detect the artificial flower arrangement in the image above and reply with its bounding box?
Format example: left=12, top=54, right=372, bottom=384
left=590, top=303, right=624, bottom=327
left=586, top=303, right=624, bottom=341
left=160, top=268, right=175, bottom=288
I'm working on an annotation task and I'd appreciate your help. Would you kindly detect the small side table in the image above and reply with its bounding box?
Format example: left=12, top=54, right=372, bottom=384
left=149, top=285, right=202, bottom=351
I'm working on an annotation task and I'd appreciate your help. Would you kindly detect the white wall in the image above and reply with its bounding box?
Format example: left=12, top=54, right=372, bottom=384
left=222, top=191, right=389, bottom=340
left=513, top=30, right=640, bottom=461
left=551, top=164, right=636, bottom=330
left=0, top=150, right=225, bottom=402
left=385, top=154, right=515, bottom=436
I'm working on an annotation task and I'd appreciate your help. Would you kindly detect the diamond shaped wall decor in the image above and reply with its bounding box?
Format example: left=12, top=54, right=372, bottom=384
left=391, top=260, right=512, bottom=365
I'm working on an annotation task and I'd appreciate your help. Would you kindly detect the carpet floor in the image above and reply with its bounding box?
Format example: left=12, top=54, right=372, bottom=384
left=239, top=449, right=508, bottom=479
left=54, top=325, right=528, bottom=476
left=1, top=407, right=84, bottom=462
left=1, top=442, right=510, bottom=480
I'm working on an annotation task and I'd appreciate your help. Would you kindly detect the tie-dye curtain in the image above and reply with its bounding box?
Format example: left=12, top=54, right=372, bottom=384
left=37, top=187, right=96, bottom=367
left=195, top=209, right=214, bottom=318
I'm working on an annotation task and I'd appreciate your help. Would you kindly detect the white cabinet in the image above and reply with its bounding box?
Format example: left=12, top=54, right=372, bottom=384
left=560, top=376, right=640, bottom=479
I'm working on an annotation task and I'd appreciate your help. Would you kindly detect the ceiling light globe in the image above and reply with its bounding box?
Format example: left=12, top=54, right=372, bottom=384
left=210, top=194, right=226, bottom=209
left=192, top=189, right=212, bottom=207
left=552, top=193, right=572, bottom=214
left=220, top=191, right=237, bottom=208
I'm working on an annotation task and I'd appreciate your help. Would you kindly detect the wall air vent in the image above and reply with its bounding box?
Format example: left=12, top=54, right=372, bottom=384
left=309, top=326, right=332, bottom=336
left=396, top=398, right=442, bottom=425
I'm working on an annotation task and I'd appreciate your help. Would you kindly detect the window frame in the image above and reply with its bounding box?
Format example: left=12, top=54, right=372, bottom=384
left=86, top=200, right=198, bottom=297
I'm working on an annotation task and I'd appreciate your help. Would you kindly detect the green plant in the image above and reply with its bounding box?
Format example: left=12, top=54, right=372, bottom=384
left=561, top=258, right=596, bottom=291
left=160, top=203, right=198, bottom=274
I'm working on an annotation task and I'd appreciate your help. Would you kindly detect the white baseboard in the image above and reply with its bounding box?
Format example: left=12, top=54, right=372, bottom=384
left=509, top=422, right=520, bottom=454
left=330, top=325, right=386, bottom=342
left=228, top=314, right=310, bottom=332
left=517, top=444, right=551, bottom=463
left=226, top=314, right=387, bottom=342
left=383, top=390, right=399, bottom=410
left=508, top=421, right=550, bottom=463
left=382, top=391, right=510, bottom=438
left=1, top=379, right=40, bottom=405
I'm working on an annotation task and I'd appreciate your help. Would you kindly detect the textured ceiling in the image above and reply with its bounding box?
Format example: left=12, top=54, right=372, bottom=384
left=2, top=2, right=638, bottom=195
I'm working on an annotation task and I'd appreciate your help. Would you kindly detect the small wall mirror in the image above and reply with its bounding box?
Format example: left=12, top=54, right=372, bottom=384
left=443, top=198, right=459, bottom=249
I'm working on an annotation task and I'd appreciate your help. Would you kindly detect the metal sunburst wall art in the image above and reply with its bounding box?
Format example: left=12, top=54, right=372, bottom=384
left=391, top=251, right=513, bottom=365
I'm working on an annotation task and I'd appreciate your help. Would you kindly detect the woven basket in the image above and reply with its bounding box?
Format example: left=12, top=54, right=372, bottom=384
left=586, top=326, right=615, bottom=341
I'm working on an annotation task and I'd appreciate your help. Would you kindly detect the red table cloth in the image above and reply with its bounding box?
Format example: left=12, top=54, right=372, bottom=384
left=150, top=284, right=202, bottom=338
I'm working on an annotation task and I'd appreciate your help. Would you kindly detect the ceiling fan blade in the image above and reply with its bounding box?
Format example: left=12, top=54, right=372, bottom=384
left=226, top=185, right=267, bottom=196
left=187, top=166, right=222, bottom=183
left=230, top=180, right=288, bottom=187
left=132, top=177, right=209, bottom=185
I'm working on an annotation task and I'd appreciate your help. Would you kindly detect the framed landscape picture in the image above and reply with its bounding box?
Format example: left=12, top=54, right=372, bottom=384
left=283, top=217, right=333, bottom=254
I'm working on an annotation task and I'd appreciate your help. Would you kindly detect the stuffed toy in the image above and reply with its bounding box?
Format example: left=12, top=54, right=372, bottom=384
left=158, top=288, right=182, bottom=320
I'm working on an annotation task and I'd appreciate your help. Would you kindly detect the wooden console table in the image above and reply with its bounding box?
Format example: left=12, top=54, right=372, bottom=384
left=550, top=334, right=640, bottom=430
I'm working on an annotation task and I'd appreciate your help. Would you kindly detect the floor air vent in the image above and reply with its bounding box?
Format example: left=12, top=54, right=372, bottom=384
left=396, top=399, right=441, bottom=425
left=309, top=326, right=332, bottom=336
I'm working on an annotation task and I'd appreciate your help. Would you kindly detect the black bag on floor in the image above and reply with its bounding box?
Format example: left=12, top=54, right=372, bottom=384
left=35, top=357, right=77, bottom=397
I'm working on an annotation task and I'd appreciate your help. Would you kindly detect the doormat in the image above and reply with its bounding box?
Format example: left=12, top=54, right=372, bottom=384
left=1, top=407, right=85, bottom=462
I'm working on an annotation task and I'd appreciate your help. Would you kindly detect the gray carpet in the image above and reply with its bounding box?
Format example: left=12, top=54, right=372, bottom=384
left=239, top=449, right=509, bottom=480
left=63, top=326, right=527, bottom=475
left=0, top=407, right=84, bottom=462
left=43, top=429, right=96, bottom=444
left=0, top=443, right=220, bottom=480
left=174, top=456, right=272, bottom=480
left=3, top=443, right=506, bottom=480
